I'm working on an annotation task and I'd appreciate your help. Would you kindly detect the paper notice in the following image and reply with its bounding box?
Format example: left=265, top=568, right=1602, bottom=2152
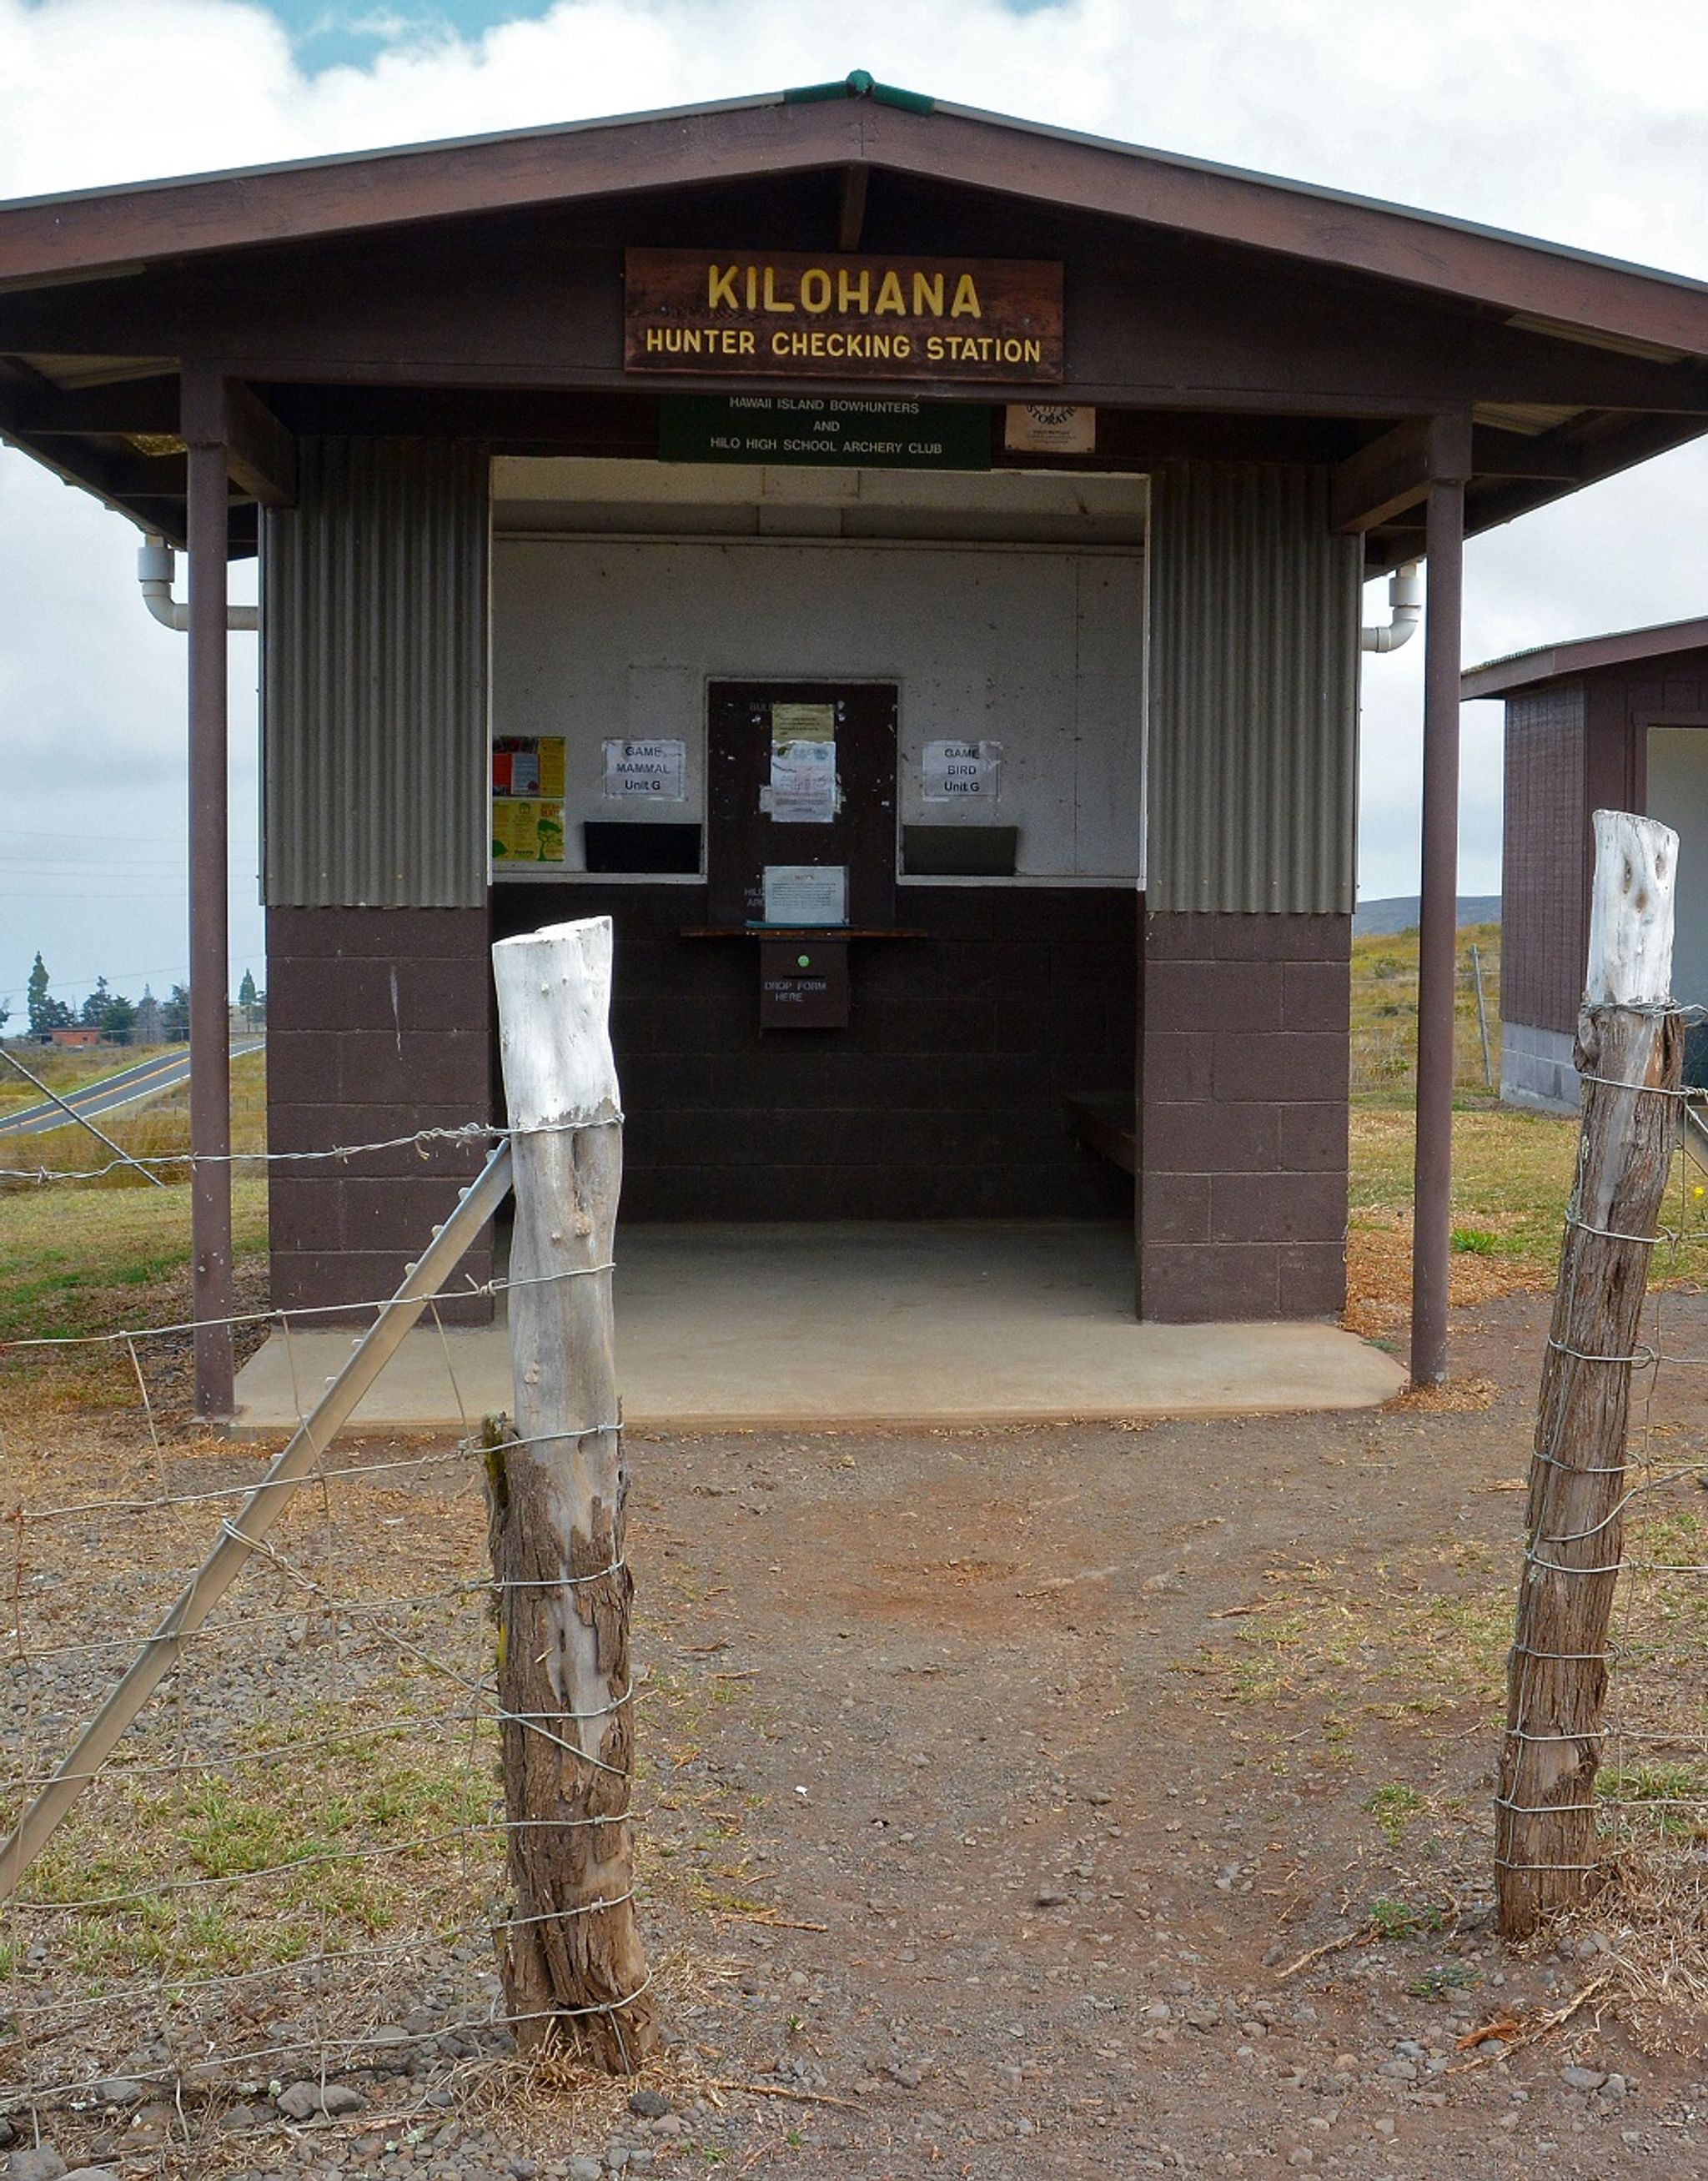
left=770, top=737, right=837, bottom=823
left=762, top=864, right=848, bottom=926
left=603, top=736, right=686, bottom=800
left=771, top=702, right=836, bottom=743
left=922, top=739, right=1001, bottom=801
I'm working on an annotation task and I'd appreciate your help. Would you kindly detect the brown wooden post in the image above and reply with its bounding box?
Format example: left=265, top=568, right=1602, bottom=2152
left=1409, top=422, right=1470, bottom=1386
left=183, top=369, right=235, bottom=1420
left=488, top=917, right=658, bottom=2073
left=1495, top=810, right=1680, bottom=1937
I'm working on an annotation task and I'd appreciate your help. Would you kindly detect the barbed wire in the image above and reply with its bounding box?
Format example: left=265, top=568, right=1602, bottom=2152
left=0, top=1112, right=623, bottom=1188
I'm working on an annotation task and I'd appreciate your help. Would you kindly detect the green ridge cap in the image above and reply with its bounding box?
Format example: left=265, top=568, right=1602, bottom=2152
left=782, top=70, right=935, bottom=113
left=870, top=81, right=935, bottom=113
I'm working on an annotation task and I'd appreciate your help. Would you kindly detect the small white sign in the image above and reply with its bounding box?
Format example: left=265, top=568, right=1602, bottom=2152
left=770, top=738, right=838, bottom=823
left=603, top=736, right=686, bottom=800
left=762, top=864, right=847, bottom=926
left=1003, top=403, right=1097, bottom=455
left=922, top=739, right=1002, bottom=802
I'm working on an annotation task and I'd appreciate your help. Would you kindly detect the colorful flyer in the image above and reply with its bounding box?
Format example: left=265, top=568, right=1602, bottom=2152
left=492, top=736, right=568, bottom=860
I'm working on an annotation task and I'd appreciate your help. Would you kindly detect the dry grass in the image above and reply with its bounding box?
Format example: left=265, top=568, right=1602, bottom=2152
left=0, top=1043, right=265, bottom=1188
left=1343, top=1102, right=1580, bottom=1343
left=0, top=1043, right=189, bottom=1116
left=1349, top=921, right=1501, bottom=1101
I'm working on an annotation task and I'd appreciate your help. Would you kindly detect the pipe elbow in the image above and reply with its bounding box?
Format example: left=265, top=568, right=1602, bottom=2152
left=138, top=536, right=256, bottom=634
left=1360, top=562, right=1422, bottom=654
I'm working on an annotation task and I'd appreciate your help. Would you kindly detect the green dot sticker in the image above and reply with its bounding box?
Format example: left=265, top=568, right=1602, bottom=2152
left=797, top=953, right=811, bottom=967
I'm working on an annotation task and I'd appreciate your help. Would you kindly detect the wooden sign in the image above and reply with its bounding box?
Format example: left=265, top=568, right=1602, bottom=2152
left=625, top=249, right=1062, bottom=384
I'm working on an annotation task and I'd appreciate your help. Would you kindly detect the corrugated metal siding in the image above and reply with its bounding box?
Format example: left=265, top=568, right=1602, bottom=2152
left=1147, top=463, right=1360, bottom=913
left=263, top=439, right=489, bottom=907
left=1502, top=681, right=1588, bottom=1036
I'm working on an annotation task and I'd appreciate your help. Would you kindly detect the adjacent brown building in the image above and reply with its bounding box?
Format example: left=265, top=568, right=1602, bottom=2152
left=1466, top=618, right=1708, bottom=1107
left=3, top=73, right=1708, bottom=1405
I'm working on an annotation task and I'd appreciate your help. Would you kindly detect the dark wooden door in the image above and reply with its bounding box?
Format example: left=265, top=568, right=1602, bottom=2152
left=706, top=681, right=898, bottom=927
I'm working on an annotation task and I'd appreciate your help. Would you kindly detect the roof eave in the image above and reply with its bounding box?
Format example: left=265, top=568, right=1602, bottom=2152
left=0, top=90, right=1705, bottom=364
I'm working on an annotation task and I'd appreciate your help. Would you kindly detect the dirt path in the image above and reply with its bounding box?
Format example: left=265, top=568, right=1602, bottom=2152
left=7, top=1290, right=1706, bottom=2179
left=600, top=1289, right=1707, bottom=2177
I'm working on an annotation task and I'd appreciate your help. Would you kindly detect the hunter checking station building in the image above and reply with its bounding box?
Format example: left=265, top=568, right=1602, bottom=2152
left=3, top=72, right=1708, bottom=1424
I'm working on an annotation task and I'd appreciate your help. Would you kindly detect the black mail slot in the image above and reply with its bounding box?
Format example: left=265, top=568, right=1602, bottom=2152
left=759, top=938, right=851, bottom=1028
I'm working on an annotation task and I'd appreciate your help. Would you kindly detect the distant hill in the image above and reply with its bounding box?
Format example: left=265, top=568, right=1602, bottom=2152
left=1354, top=895, right=1500, bottom=937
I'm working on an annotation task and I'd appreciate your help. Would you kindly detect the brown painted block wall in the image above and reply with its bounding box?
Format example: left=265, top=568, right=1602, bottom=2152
left=1137, top=911, right=1350, bottom=1322
left=491, top=883, right=1137, bottom=1221
left=267, top=907, right=495, bottom=1324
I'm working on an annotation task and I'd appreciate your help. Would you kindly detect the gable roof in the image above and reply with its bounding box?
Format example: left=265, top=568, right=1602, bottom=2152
left=3, top=73, right=1708, bottom=561
left=1463, top=616, right=1708, bottom=701
left=1, top=73, right=1705, bottom=361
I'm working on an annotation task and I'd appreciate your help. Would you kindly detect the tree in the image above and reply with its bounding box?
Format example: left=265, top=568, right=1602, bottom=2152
left=101, top=993, right=137, bottom=1045
left=78, top=977, right=111, bottom=1030
left=161, top=985, right=191, bottom=1042
left=25, top=954, right=72, bottom=1038
left=134, top=987, right=162, bottom=1048
left=26, top=953, right=54, bottom=1036
left=237, top=967, right=264, bottom=1029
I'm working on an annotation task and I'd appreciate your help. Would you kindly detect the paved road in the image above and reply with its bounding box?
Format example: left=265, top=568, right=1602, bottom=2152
left=0, top=1039, right=265, bottom=1138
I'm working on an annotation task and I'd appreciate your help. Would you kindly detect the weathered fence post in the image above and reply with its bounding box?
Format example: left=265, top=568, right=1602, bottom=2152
left=1495, top=811, right=1681, bottom=1937
left=489, top=917, right=658, bottom=2070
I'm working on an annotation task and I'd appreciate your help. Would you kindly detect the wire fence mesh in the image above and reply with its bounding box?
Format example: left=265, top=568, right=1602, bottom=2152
left=3, top=1008, right=1708, bottom=2155
left=0, top=1123, right=704, bottom=2170
left=1558, top=1127, right=1708, bottom=2023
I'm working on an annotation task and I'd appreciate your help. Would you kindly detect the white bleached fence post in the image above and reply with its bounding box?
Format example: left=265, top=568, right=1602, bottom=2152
left=488, top=917, right=657, bottom=2070
left=1495, top=812, right=1681, bottom=1937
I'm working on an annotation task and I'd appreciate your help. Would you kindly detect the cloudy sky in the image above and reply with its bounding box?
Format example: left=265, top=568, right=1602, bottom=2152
left=3, top=0, right=1707, bottom=1018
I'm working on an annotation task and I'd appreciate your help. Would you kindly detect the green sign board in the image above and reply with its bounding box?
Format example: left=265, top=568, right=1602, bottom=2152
left=659, top=394, right=992, bottom=471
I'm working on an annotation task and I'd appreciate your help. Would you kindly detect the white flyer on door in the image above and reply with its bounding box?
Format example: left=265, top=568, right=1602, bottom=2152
left=922, top=739, right=1001, bottom=801
left=770, top=737, right=837, bottom=823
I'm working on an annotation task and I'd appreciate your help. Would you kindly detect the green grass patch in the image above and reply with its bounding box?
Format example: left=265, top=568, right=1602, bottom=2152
left=1364, top=1782, right=1426, bottom=1847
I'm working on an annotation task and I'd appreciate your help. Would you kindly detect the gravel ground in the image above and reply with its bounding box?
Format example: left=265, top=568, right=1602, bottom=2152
left=4, top=1287, right=1707, bottom=2178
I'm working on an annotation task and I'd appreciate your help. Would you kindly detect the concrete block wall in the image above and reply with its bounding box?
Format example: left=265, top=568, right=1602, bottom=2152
left=1500, top=1019, right=1579, bottom=1114
left=265, top=908, right=495, bottom=1324
left=1137, top=911, right=1350, bottom=1320
left=492, top=882, right=1137, bottom=1221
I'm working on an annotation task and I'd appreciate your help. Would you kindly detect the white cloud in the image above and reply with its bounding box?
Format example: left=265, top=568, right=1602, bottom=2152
left=3, top=0, right=1707, bottom=1010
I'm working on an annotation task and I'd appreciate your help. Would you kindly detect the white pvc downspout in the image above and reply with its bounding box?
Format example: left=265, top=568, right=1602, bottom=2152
left=138, top=536, right=259, bottom=633
left=1361, top=560, right=1421, bottom=653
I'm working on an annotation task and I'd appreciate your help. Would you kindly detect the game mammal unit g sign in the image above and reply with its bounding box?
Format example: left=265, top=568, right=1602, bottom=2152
left=625, top=249, right=1063, bottom=383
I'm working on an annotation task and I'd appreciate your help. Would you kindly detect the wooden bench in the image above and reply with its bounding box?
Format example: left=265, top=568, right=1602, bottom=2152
left=1065, top=1092, right=1136, bottom=1176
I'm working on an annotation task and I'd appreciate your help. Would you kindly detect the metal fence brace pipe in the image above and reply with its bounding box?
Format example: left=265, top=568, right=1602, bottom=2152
left=0, top=1143, right=514, bottom=1902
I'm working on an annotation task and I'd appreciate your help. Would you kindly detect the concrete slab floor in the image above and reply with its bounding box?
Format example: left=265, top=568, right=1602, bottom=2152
left=231, top=1220, right=1404, bottom=1435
